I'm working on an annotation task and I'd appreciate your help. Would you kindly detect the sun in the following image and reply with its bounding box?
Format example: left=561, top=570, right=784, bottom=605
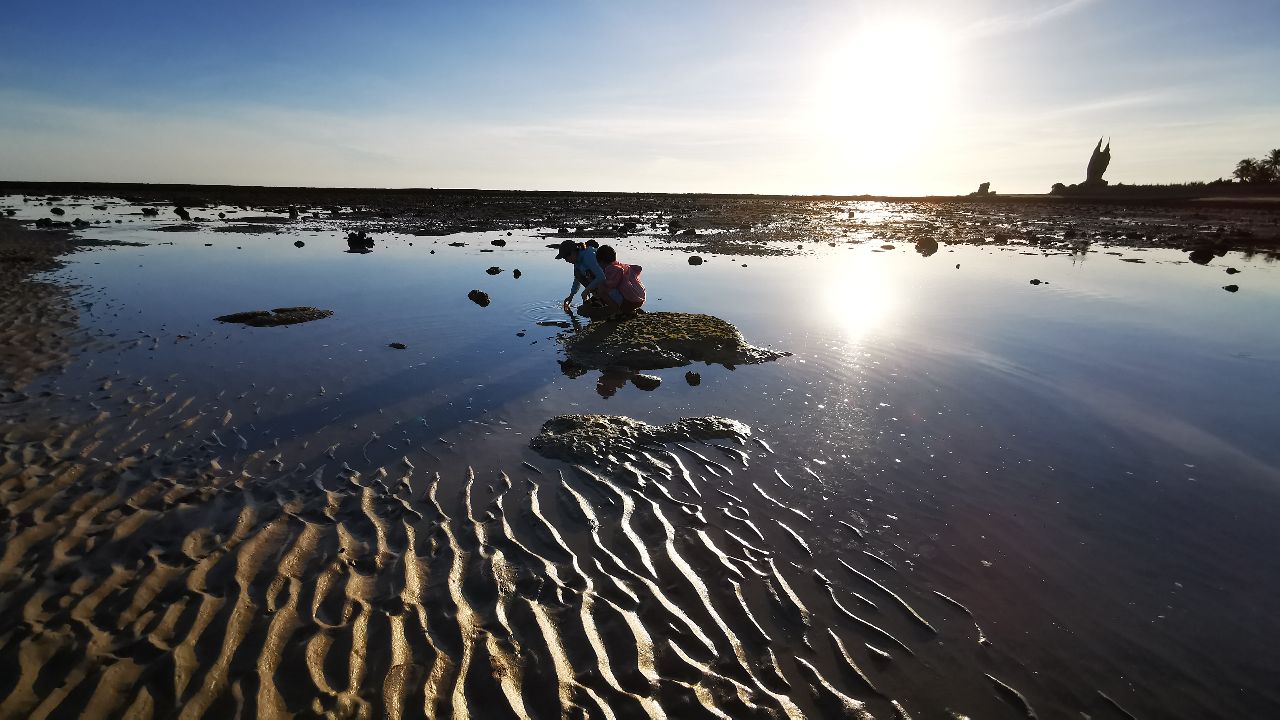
left=808, top=17, right=960, bottom=187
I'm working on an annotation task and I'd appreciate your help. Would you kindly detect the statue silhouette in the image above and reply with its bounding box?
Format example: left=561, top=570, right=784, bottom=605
left=1084, top=137, right=1111, bottom=187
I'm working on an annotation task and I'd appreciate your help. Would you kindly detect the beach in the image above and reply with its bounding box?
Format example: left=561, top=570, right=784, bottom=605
left=2, top=189, right=1279, bottom=718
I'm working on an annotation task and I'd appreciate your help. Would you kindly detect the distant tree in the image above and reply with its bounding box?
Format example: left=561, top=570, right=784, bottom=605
left=1234, top=158, right=1260, bottom=183
left=1266, top=148, right=1280, bottom=180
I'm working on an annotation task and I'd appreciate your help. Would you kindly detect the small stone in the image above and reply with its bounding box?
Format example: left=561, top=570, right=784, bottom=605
left=486, top=266, right=502, bottom=275
left=688, top=256, right=703, bottom=265
left=513, top=269, right=522, bottom=279
left=631, top=374, right=662, bottom=391
left=388, top=342, right=407, bottom=349
left=1225, top=267, right=1240, bottom=275
left=685, top=371, right=701, bottom=386
left=1223, top=284, right=1239, bottom=293
left=467, top=290, right=491, bottom=307
left=491, top=238, right=507, bottom=246
left=1029, top=279, right=1042, bottom=285
left=294, top=240, right=305, bottom=248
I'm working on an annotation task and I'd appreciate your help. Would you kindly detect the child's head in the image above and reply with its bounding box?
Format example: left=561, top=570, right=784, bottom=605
left=596, top=245, right=617, bottom=265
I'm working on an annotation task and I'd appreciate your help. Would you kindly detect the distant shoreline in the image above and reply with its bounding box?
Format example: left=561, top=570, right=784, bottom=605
left=4, top=180, right=1280, bottom=210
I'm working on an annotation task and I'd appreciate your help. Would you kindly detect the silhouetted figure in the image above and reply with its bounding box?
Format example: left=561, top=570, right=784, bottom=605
left=1084, top=137, right=1111, bottom=187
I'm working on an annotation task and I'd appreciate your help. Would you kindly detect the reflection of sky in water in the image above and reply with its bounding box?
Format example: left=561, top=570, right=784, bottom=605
left=8, top=194, right=1280, bottom=710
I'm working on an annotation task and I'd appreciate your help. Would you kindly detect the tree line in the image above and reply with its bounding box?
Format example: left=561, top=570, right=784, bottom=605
left=1234, top=149, right=1280, bottom=183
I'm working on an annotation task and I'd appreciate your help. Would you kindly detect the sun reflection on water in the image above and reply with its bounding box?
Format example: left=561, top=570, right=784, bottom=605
left=824, top=251, right=896, bottom=341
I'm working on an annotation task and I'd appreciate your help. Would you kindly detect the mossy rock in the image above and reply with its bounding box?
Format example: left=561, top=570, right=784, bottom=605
left=531, top=414, right=750, bottom=470
left=562, top=311, right=787, bottom=371
left=215, top=306, right=334, bottom=327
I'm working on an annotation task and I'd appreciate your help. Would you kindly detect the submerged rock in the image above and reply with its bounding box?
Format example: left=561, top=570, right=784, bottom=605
left=215, top=307, right=334, bottom=327
left=486, top=266, right=503, bottom=275
left=388, top=342, right=408, bottom=349
left=561, top=311, right=788, bottom=371
left=685, top=371, right=701, bottom=386
left=1188, top=248, right=1215, bottom=265
left=467, top=290, right=491, bottom=307
left=1223, top=284, right=1239, bottom=293
left=689, top=255, right=704, bottom=265
left=531, top=414, right=750, bottom=469
left=294, top=240, right=305, bottom=248
left=513, top=269, right=522, bottom=279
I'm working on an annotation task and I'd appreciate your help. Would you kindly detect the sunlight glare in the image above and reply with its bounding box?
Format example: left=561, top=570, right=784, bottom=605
left=809, top=17, right=960, bottom=191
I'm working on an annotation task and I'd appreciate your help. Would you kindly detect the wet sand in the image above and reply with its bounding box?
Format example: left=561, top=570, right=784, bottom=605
left=2, top=190, right=1280, bottom=719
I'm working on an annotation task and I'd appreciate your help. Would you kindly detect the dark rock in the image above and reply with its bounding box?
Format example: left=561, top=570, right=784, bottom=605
left=141, top=207, right=159, bottom=217
left=4, top=209, right=14, bottom=216
left=174, top=206, right=191, bottom=221
left=294, top=240, right=305, bottom=248
left=448, top=242, right=466, bottom=247
left=1225, top=267, right=1240, bottom=275
left=1188, top=248, right=1215, bottom=265
left=218, top=212, right=226, bottom=219
left=491, top=238, right=507, bottom=246
left=486, top=266, right=502, bottom=275
left=557, top=227, right=569, bottom=235
left=467, top=290, right=491, bottom=307
left=93, top=204, right=108, bottom=210
left=631, top=374, right=662, bottom=391
left=681, top=228, right=697, bottom=236
left=1223, top=284, right=1239, bottom=293
left=685, top=371, right=701, bottom=386
left=388, top=342, right=408, bottom=349
left=513, top=269, right=522, bottom=279
left=288, top=205, right=299, bottom=220
left=215, top=307, right=334, bottom=327
left=915, top=237, right=939, bottom=257
left=688, top=256, right=704, bottom=265
left=50, top=207, right=65, bottom=216
left=71, top=218, right=90, bottom=228
left=880, top=244, right=894, bottom=250
left=1030, top=279, right=1042, bottom=285
left=347, top=231, right=374, bottom=252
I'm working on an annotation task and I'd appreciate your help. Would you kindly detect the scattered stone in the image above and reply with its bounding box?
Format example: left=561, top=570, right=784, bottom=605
left=689, top=256, right=704, bottom=265
left=141, top=207, right=159, bottom=217
left=915, top=237, right=939, bottom=257
left=1029, top=279, right=1042, bottom=285
left=289, top=205, right=299, bottom=220
left=1225, top=267, right=1240, bottom=275
left=467, top=290, right=491, bottom=307
left=631, top=374, right=662, bottom=391
left=50, top=207, right=65, bottom=216
left=1188, top=248, right=1215, bottom=265
left=347, top=231, right=374, bottom=252
left=685, top=371, right=701, bottom=386
left=513, top=269, right=522, bottom=279
left=93, top=204, right=108, bottom=210
left=174, top=206, right=191, bottom=221
left=294, top=240, right=305, bottom=248
left=3, top=209, right=14, bottom=216
left=448, top=242, right=466, bottom=247
left=71, top=218, right=90, bottom=228
left=388, top=342, right=407, bottom=349
left=486, top=266, right=503, bottom=275
left=491, top=238, right=507, bottom=246
left=215, top=307, right=334, bottom=327
left=218, top=212, right=226, bottom=218
left=1223, top=284, right=1239, bottom=293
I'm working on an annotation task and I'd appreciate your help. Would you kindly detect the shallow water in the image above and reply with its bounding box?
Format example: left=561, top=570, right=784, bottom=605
left=4, top=195, right=1280, bottom=718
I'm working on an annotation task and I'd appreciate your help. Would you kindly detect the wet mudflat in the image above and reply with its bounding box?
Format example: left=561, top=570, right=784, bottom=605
left=2, top=193, right=1279, bottom=718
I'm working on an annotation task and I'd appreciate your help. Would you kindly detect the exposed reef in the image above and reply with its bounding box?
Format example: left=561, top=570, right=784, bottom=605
left=530, top=413, right=750, bottom=469
left=561, top=311, right=788, bottom=371
left=214, top=306, right=334, bottom=327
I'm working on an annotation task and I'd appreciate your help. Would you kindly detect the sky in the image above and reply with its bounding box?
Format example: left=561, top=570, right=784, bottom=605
left=1, top=0, right=1277, bottom=195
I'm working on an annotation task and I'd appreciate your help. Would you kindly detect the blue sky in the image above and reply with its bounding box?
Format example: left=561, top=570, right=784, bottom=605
left=1, top=0, right=1277, bottom=194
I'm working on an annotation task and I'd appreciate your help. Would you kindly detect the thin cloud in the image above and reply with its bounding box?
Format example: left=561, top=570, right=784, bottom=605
left=961, top=0, right=1101, bottom=39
